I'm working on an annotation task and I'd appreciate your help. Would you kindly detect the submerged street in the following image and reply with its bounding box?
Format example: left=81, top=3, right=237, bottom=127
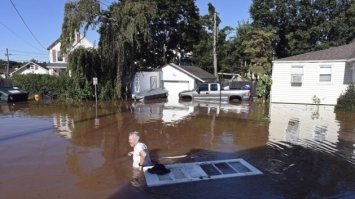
left=0, top=99, right=355, bottom=199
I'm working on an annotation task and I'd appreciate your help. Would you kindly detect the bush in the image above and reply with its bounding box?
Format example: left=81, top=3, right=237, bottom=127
left=11, top=74, right=70, bottom=99
left=256, top=75, right=272, bottom=100
left=335, top=83, right=355, bottom=111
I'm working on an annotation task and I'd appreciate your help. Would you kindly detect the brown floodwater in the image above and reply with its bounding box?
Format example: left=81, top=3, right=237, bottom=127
left=0, top=99, right=355, bottom=199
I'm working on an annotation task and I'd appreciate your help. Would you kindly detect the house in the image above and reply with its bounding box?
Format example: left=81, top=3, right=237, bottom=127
left=162, top=63, right=217, bottom=97
left=271, top=41, right=355, bottom=105
left=9, top=62, right=48, bottom=76
left=46, top=32, right=94, bottom=75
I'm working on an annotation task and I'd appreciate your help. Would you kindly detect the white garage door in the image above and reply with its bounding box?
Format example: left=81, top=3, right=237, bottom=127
left=163, top=81, right=190, bottom=98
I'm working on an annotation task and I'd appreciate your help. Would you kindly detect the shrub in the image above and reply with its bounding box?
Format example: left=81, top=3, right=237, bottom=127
left=256, top=75, right=272, bottom=100
left=11, top=74, right=70, bottom=99
left=335, top=83, right=355, bottom=112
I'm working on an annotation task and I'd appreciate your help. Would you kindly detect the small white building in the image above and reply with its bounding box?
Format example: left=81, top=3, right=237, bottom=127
left=46, top=32, right=94, bottom=75
left=9, top=62, right=49, bottom=76
left=162, top=63, right=216, bottom=97
left=271, top=42, right=355, bottom=105
left=132, top=70, right=163, bottom=93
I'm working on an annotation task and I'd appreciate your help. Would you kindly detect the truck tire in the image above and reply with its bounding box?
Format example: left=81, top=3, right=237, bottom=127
left=229, top=96, right=242, bottom=103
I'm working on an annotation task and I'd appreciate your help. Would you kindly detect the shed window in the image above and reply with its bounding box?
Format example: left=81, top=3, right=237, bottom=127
left=319, top=66, right=331, bottom=82
left=291, top=66, right=303, bottom=87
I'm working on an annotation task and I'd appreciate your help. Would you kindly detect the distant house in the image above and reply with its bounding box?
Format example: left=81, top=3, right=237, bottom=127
left=46, top=32, right=94, bottom=75
left=9, top=62, right=48, bottom=76
left=162, top=63, right=216, bottom=97
left=271, top=41, right=355, bottom=105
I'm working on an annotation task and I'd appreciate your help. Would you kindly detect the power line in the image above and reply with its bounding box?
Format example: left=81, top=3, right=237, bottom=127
left=0, top=21, right=45, bottom=52
left=9, top=50, right=47, bottom=55
left=9, top=0, right=46, bottom=50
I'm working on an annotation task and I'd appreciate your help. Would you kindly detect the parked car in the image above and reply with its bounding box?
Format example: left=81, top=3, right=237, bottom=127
left=179, top=83, right=250, bottom=103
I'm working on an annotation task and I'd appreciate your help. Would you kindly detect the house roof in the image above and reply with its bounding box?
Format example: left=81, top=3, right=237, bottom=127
left=47, top=38, right=60, bottom=50
left=168, top=63, right=216, bottom=82
left=10, top=62, right=48, bottom=75
left=274, top=41, right=355, bottom=62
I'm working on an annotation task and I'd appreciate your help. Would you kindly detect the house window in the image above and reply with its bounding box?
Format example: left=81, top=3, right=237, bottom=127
left=291, top=66, right=303, bottom=87
left=57, top=51, right=63, bottom=62
left=319, top=66, right=331, bottom=82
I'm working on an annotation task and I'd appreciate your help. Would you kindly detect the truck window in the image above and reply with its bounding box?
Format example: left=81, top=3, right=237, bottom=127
left=210, top=84, right=218, bottom=91
left=199, top=84, right=208, bottom=91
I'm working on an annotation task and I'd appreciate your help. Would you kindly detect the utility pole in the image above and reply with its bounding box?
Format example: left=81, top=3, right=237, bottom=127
left=213, top=12, right=218, bottom=78
left=5, top=48, right=11, bottom=78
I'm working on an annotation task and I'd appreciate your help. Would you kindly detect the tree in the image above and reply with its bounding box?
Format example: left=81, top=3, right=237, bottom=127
left=66, top=47, right=101, bottom=101
left=191, top=3, right=233, bottom=73
left=61, top=0, right=202, bottom=99
left=241, top=27, right=276, bottom=77
left=250, top=0, right=355, bottom=59
left=150, top=0, right=201, bottom=65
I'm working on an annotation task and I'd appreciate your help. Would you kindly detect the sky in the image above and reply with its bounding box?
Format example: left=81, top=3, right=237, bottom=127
left=0, top=0, right=251, bottom=63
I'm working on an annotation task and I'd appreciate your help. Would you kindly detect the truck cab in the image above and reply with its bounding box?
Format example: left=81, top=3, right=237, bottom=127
left=179, top=82, right=250, bottom=103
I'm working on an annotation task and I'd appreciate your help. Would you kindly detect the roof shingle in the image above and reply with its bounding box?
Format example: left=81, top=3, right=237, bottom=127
left=275, top=41, right=355, bottom=62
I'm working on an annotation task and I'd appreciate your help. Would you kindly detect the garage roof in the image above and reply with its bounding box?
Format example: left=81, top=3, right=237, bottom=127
left=168, top=63, right=216, bottom=82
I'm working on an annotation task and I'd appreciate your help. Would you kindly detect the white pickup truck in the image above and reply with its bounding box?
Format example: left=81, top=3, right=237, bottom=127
left=178, top=82, right=251, bottom=103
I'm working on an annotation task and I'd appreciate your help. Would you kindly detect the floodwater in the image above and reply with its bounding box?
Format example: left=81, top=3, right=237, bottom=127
left=0, top=98, right=355, bottom=199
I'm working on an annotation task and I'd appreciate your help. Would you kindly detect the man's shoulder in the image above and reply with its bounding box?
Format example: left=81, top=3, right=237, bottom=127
left=135, top=142, right=148, bottom=150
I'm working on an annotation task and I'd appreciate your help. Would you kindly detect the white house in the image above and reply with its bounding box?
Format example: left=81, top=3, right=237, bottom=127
left=162, top=63, right=216, bottom=98
left=271, top=41, right=355, bottom=105
left=46, top=32, right=94, bottom=75
left=9, top=62, right=49, bottom=76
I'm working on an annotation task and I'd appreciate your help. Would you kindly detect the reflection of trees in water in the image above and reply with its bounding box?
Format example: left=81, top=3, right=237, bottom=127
left=265, top=143, right=355, bottom=199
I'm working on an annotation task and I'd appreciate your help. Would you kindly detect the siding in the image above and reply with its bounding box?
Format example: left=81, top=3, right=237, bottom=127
left=271, top=61, right=348, bottom=105
left=162, top=65, right=196, bottom=90
left=132, top=71, right=162, bottom=92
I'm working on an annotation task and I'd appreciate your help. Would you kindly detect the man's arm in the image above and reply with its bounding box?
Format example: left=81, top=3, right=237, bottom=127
left=139, top=150, right=147, bottom=169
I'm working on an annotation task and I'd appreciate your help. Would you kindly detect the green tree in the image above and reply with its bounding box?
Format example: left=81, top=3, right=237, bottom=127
left=241, top=27, right=276, bottom=77
left=61, top=0, right=201, bottom=99
left=66, top=47, right=101, bottom=101
left=191, top=3, right=233, bottom=73
left=250, top=0, right=355, bottom=59
left=336, top=83, right=355, bottom=112
left=150, top=0, right=201, bottom=65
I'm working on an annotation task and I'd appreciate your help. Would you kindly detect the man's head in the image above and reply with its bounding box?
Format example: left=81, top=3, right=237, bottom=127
left=129, top=131, right=140, bottom=147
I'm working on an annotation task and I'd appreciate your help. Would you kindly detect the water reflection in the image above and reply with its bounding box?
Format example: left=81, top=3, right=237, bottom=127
left=1, top=101, right=355, bottom=198
left=131, top=99, right=250, bottom=126
left=53, top=114, right=74, bottom=139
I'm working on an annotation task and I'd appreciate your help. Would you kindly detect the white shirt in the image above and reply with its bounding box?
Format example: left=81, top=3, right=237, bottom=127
left=132, top=142, right=152, bottom=168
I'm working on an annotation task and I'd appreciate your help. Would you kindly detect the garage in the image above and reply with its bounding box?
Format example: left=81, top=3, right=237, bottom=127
left=162, top=63, right=216, bottom=99
left=163, top=81, right=190, bottom=97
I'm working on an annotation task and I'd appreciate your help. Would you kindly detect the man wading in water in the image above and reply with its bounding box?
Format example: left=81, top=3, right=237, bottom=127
left=128, top=131, right=153, bottom=170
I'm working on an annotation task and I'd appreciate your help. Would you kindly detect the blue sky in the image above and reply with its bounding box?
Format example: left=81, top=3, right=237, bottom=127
left=0, top=0, right=251, bottom=63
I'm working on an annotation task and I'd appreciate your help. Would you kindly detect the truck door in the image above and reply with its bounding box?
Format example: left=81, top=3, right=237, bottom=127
left=194, top=84, right=209, bottom=99
left=209, top=83, right=219, bottom=100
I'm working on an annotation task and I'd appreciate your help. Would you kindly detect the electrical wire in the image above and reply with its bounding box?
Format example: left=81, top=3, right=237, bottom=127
left=9, top=0, right=46, bottom=50
left=0, top=21, right=45, bottom=52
